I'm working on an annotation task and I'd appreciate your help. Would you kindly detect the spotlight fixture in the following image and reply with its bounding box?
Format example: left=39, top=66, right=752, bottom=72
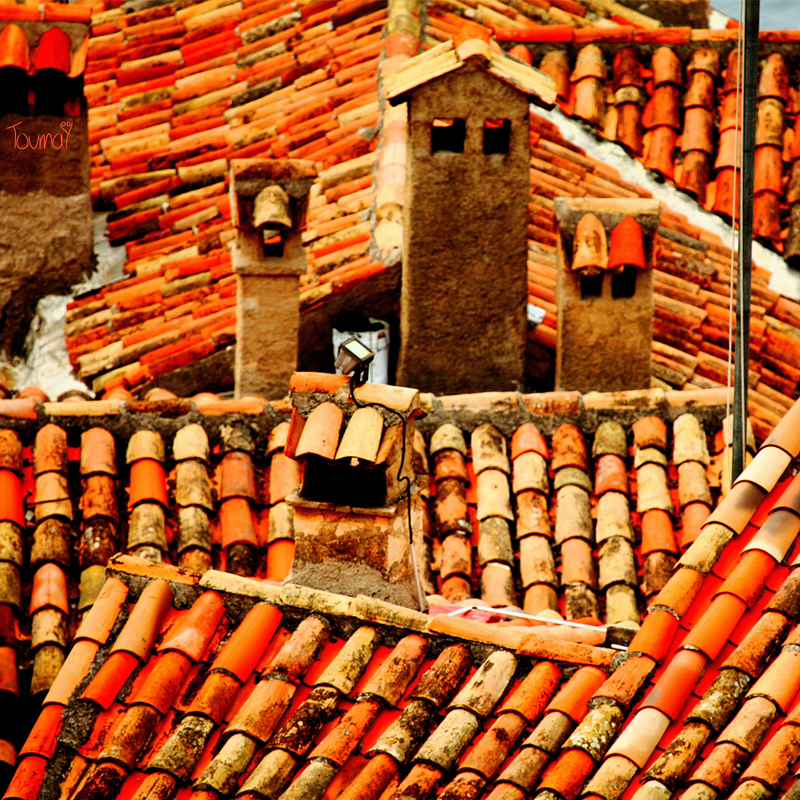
left=334, top=336, right=375, bottom=387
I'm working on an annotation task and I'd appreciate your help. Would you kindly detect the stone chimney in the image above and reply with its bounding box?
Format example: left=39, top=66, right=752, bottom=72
left=0, top=11, right=92, bottom=354
left=229, top=159, right=316, bottom=399
left=284, top=372, right=427, bottom=609
left=554, top=197, right=661, bottom=392
left=386, top=30, right=555, bottom=395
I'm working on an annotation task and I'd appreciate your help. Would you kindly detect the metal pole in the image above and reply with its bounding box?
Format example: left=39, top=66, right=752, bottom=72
left=732, top=0, right=759, bottom=481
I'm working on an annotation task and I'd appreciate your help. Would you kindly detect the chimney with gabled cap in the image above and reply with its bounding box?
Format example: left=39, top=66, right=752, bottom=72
left=554, top=197, right=660, bottom=393
left=229, top=159, right=316, bottom=400
left=385, top=27, right=555, bottom=395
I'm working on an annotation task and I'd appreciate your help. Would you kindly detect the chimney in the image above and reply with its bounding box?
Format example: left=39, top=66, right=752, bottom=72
left=284, top=372, right=427, bottom=610
left=0, top=11, right=92, bottom=353
left=229, top=159, right=316, bottom=399
left=553, top=197, right=661, bottom=392
left=386, top=30, right=555, bottom=395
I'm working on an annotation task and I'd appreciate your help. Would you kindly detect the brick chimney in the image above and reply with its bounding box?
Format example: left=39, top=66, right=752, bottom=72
left=284, top=372, right=427, bottom=610
left=386, top=31, right=555, bottom=395
left=229, top=159, right=316, bottom=399
left=554, top=197, right=661, bottom=392
left=0, top=11, right=92, bottom=354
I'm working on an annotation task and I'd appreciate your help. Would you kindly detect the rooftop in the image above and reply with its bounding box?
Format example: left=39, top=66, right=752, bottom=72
left=2, top=378, right=800, bottom=800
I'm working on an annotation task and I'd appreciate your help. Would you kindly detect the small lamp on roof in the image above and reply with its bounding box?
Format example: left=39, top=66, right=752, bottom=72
left=335, top=337, right=375, bottom=387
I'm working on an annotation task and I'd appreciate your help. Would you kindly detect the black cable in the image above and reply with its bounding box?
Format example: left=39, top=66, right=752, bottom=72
left=348, top=379, right=426, bottom=611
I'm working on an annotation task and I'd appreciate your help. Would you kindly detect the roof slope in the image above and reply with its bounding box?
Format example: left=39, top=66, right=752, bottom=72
left=71, top=0, right=800, bottom=431
left=0, top=375, right=737, bottom=789
left=492, top=26, right=800, bottom=254
left=4, top=386, right=800, bottom=800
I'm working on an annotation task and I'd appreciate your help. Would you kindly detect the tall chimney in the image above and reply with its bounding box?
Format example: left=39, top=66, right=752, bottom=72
left=229, top=159, right=316, bottom=399
left=554, top=197, right=660, bottom=392
left=386, top=32, right=555, bottom=395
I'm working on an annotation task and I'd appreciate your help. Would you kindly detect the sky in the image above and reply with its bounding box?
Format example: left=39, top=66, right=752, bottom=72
left=712, top=0, right=800, bottom=29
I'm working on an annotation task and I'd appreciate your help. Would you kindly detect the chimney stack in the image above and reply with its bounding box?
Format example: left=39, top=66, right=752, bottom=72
left=386, top=31, right=555, bottom=395
left=229, top=159, right=316, bottom=400
left=284, top=372, right=428, bottom=610
left=554, top=197, right=660, bottom=393
left=0, top=11, right=92, bottom=353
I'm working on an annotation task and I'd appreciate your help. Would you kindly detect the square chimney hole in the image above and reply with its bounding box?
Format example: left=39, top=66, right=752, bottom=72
left=580, top=273, right=604, bottom=298
left=262, top=232, right=284, bottom=258
left=301, top=458, right=386, bottom=507
left=431, top=118, right=466, bottom=153
left=0, top=68, right=29, bottom=115
left=612, top=266, right=637, bottom=298
left=483, top=119, right=510, bottom=155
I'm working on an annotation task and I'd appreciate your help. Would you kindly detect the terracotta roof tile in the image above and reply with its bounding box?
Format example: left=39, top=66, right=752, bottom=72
left=80, top=650, right=140, bottom=709
left=156, top=591, right=226, bottom=661
left=110, top=579, right=174, bottom=660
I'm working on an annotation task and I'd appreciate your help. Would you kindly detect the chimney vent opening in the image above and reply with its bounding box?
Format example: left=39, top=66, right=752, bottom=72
left=580, top=273, right=604, bottom=298
left=483, top=118, right=511, bottom=155
left=261, top=230, right=285, bottom=258
left=32, top=68, right=67, bottom=116
left=301, top=457, right=387, bottom=507
left=611, top=265, right=637, bottom=298
left=0, top=68, right=29, bottom=115
left=431, top=118, right=466, bottom=153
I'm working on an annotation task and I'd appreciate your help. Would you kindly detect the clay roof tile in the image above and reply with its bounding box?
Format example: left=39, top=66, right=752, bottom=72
left=129, top=649, right=195, bottom=714
left=157, top=590, right=226, bottom=661
left=430, top=423, right=468, bottom=456
left=471, top=424, right=510, bottom=476
left=33, top=425, right=68, bottom=476
left=295, top=401, right=345, bottom=460
left=551, top=423, right=589, bottom=472
left=0, top=430, right=22, bottom=475
left=111, top=579, right=175, bottom=660
left=335, top=405, right=384, bottom=463
left=80, top=428, right=118, bottom=477
left=126, top=429, right=166, bottom=464
left=208, top=603, right=281, bottom=682
left=172, top=423, right=210, bottom=462
left=358, top=633, right=428, bottom=706
left=757, top=52, right=789, bottom=102
left=74, top=577, right=129, bottom=644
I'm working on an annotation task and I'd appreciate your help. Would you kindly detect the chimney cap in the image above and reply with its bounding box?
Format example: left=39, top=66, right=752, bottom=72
left=230, top=158, right=316, bottom=232
left=571, top=213, right=608, bottom=275
left=384, top=36, right=556, bottom=108
left=230, top=158, right=317, bottom=198
left=608, top=216, right=646, bottom=271
left=253, top=185, right=292, bottom=231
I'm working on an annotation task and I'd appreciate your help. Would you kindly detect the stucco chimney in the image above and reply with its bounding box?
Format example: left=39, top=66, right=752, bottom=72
left=229, top=159, right=316, bottom=399
left=0, top=12, right=92, bottom=353
left=386, top=30, right=555, bottom=395
left=284, top=372, right=428, bottom=610
left=554, top=197, right=661, bottom=392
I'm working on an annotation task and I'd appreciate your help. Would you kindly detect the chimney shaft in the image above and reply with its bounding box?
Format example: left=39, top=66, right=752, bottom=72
left=0, top=16, right=92, bottom=354
left=230, top=159, right=316, bottom=400
left=396, top=63, right=531, bottom=395
left=554, top=197, right=661, bottom=393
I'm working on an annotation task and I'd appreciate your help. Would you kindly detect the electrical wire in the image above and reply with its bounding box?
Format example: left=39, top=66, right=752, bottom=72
left=348, top=379, right=427, bottom=612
